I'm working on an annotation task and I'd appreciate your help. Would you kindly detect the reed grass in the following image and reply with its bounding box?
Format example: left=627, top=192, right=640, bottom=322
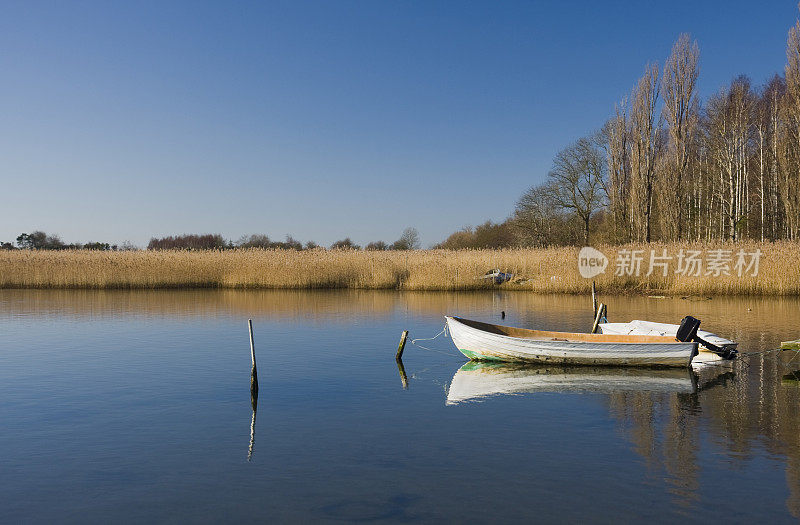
left=1, top=242, right=798, bottom=295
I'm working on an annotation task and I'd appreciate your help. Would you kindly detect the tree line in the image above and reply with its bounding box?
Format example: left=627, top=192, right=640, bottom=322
left=146, top=228, right=420, bottom=250
left=1, top=228, right=421, bottom=251
left=597, top=29, right=799, bottom=245
left=442, top=12, right=800, bottom=248
left=0, top=231, right=136, bottom=251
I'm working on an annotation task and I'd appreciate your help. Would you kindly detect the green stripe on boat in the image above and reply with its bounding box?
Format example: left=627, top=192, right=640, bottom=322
left=459, top=348, right=504, bottom=361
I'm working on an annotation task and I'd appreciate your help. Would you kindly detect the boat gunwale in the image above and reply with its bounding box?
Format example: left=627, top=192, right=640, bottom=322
left=447, top=316, right=691, bottom=346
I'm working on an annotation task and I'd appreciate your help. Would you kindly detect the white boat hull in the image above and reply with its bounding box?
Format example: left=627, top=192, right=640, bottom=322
left=446, top=316, right=697, bottom=368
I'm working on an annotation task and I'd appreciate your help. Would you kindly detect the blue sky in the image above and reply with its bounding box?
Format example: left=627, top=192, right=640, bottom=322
left=1, top=0, right=796, bottom=247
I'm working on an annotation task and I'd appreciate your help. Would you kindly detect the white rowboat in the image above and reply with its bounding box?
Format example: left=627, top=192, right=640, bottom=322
left=445, top=316, right=698, bottom=368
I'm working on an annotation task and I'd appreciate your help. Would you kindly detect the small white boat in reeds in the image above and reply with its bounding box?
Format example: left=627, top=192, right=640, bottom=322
left=445, top=316, right=698, bottom=368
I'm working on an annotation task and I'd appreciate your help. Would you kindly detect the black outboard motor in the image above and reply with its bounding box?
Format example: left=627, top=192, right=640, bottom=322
left=677, top=315, right=738, bottom=360
left=677, top=316, right=702, bottom=360
left=677, top=316, right=701, bottom=343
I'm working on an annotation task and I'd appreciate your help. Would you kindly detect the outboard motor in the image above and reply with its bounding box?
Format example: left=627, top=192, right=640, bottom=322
left=677, top=315, right=737, bottom=360
left=677, top=316, right=702, bottom=360
left=677, top=316, right=701, bottom=343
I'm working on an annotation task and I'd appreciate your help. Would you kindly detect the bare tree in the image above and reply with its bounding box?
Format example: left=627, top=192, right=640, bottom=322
left=661, top=34, right=700, bottom=240
left=514, top=182, right=580, bottom=246
left=545, top=137, right=607, bottom=244
left=392, top=227, right=420, bottom=250
left=330, top=238, right=361, bottom=250
left=365, top=241, right=388, bottom=250
left=704, top=76, right=756, bottom=241
left=236, top=234, right=272, bottom=248
left=601, top=100, right=631, bottom=242
left=785, top=13, right=800, bottom=238
left=629, top=63, right=662, bottom=242
left=754, top=77, right=784, bottom=241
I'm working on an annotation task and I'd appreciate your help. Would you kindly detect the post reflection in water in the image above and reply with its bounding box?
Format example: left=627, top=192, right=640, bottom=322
left=248, top=391, right=258, bottom=462
left=396, top=358, right=409, bottom=390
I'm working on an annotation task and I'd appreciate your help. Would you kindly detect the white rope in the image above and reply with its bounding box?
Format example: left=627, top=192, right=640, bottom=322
left=411, top=323, right=447, bottom=344
left=738, top=347, right=783, bottom=356
left=733, top=347, right=798, bottom=373
left=410, top=324, right=464, bottom=359
left=785, top=348, right=800, bottom=366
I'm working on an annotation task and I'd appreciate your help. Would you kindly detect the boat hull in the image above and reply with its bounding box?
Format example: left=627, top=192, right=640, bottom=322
left=446, top=316, right=696, bottom=368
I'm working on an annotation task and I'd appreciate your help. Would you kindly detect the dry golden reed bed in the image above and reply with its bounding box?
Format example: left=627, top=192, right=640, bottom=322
left=1, top=242, right=798, bottom=295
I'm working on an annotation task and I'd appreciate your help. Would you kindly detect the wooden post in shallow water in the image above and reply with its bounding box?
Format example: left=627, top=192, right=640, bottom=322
left=248, top=319, right=258, bottom=396
left=396, top=330, right=409, bottom=360
left=591, top=303, right=606, bottom=334
left=591, top=281, right=597, bottom=317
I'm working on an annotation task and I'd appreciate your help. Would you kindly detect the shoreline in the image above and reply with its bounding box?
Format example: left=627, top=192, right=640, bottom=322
left=0, top=284, right=784, bottom=297
left=1, top=242, right=798, bottom=295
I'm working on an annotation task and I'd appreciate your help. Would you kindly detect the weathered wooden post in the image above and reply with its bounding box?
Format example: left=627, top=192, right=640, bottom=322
left=248, top=319, right=258, bottom=395
left=591, top=281, right=597, bottom=317
left=591, top=303, right=606, bottom=334
left=396, top=330, right=409, bottom=360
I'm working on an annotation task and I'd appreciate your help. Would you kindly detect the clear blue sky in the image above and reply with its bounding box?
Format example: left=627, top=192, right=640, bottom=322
left=1, top=0, right=795, bottom=247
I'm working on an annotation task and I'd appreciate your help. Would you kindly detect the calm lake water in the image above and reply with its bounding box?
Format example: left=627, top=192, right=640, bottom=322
left=2, top=289, right=800, bottom=523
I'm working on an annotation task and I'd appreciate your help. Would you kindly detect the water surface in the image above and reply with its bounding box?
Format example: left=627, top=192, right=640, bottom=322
left=1, top=290, right=799, bottom=523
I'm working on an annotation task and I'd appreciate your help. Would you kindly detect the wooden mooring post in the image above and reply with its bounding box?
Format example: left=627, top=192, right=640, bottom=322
left=248, top=319, right=258, bottom=396
left=591, top=281, right=597, bottom=317
left=396, top=330, right=409, bottom=360
left=591, top=303, right=606, bottom=334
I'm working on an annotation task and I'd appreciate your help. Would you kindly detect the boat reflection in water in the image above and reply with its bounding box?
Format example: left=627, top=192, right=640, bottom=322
left=445, top=361, right=733, bottom=405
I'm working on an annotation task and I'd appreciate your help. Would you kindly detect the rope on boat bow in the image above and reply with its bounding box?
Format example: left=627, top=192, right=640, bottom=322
left=410, top=323, right=463, bottom=359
